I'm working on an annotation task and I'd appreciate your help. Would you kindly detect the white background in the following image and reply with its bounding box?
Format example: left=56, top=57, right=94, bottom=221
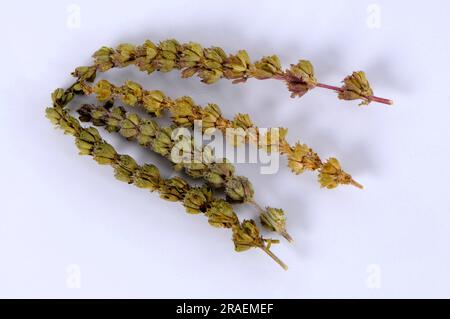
left=0, top=0, right=449, bottom=298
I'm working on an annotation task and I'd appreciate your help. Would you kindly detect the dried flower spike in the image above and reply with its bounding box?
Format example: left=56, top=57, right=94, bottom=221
left=46, top=38, right=390, bottom=271
left=88, top=39, right=392, bottom=106
left=46, top=94, right=287, bottom=270
left=77, top=103, right=292, bottom=240
left=80, top=79, right=362, bottom=189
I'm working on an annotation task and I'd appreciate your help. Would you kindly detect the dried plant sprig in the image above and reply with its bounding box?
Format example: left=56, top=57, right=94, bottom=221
left=81, top=79, right=362, bottom=189
left=76, top=103, right=253, bottom=201
left=77, top=103, right=293, bottom=241
left=86, top=39, right=392, bottom=106
left=45, top=94, right=287, bottom=270
left=45, top=38, right=389, bottom=270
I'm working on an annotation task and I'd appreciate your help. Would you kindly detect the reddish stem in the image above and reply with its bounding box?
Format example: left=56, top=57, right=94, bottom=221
left=273, top=75, right=393, bottom=105
left=316, top=82, right=393, bottom=105
left=316, top=83, right=341, bottom=91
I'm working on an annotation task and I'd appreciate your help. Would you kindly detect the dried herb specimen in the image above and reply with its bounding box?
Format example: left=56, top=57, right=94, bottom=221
left=87, top=40, right=392, bottom=106
left=77, top=103, right=292, bottom=241
left=46, top=96, right=287, bottom=270
left=79, top=79, right=362, bottom=189
left=46, top=38, right=390, bottom=270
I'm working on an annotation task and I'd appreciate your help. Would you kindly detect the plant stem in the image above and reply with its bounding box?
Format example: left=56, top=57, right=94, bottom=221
left=261, top=247, right=288, bottom=271
left=250, top=200, right=266, bottom=213
left=281, top=230, right=294, bottom=243
left=350, top=179, right=364, bottom=189
left=316, top=83, right=393, bottom=105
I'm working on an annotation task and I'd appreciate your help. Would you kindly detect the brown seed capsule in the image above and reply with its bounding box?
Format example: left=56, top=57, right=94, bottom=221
left=284, top=60, right=317, bottom=98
